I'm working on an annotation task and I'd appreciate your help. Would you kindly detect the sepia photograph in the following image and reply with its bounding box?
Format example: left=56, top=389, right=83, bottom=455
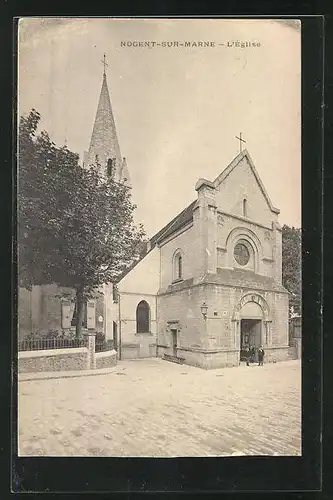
left=17, top=17, right=302, bottom=458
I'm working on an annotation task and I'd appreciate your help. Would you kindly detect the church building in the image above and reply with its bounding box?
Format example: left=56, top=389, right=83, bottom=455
left=113, top=149, right=290, bottom=368
left=19, top=64, right=290, bottom=369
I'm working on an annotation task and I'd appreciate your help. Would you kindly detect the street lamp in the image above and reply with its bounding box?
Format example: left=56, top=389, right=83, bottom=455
left=201, top=302, right=208, bottom=320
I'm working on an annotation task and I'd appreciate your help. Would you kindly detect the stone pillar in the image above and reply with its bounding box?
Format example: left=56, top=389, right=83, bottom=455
left=232, top=318, right=240, bottom=350
left=264, top=321, right=268, bottom=346
left=272, top=221, right=283, bottom=285
left=193, top=178, right=218, bottom=277
left=264, top=320, right=272, bottom=346
left=83, top=331, right=96, bottom=370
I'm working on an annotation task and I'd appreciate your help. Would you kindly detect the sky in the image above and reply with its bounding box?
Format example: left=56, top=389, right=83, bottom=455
left=18, top=18, right=301, bottom=238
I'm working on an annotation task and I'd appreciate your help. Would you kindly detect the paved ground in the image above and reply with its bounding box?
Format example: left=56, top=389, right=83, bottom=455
left=18, top=358, right=301, bottom=457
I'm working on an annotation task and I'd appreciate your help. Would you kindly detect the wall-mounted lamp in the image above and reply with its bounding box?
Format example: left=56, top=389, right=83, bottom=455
left=200, top=302, right=208, bottom=320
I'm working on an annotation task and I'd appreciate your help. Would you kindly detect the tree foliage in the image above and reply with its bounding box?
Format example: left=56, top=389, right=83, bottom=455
left=282, top=224, right=301, bottom=316
left=19, top=109, right=145, bottom=336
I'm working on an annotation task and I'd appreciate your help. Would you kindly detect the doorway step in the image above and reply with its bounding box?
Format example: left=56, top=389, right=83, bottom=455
left=162, top=353, right=185, bottom=365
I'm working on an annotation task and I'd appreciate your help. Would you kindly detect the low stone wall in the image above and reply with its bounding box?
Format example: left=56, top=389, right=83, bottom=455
left=148, top=343, right=157, bottom=357
left=157, top=345, right=239, bottom=369
left=263, top=346, right=290, bottom=363
left=121, top=343, right=140, bottom=359
left=288, top=339, right=301, bottom=360
left=179, top=348, right=240, bottom=369
left=202, top=350, right=240, bottom=369
left=120, top=342, right=157, bottom=359
left=95, top=349, right=117, bottom=369
left=18, top=348, right=87, bottom=373
left=158, top=344, right=290, bottom=369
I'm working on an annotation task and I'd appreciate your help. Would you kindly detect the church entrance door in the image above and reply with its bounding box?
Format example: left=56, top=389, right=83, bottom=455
left=171, top=329, right=178, bottom=357
left=240, top=319, right=262, bottom=361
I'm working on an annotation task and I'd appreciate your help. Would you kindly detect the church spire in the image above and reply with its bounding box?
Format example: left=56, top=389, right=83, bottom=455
left=101, top=53, right=108, bottom=77
left=85, top=57, right=131, bottom=187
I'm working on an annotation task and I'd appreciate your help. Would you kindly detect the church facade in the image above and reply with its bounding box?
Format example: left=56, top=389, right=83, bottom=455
left=114, top=150, right=290, bottom=368
left=18, top=65, right=290, bottom=369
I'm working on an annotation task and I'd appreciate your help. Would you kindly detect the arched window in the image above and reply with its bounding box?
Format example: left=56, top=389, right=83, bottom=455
left=177, top=254, right=182, bottom=279
left=136, top=300, right=150, bottom=333
left=243, top=198, right=247, bottom=217
left=107, top=158, right=116, bottom=178
left=226, top=227, right=262, bottom=273
left=173, top=250, right=183, bottom=281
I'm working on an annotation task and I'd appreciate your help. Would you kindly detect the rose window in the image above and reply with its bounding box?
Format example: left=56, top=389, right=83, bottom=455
left=234, top=242, right=250, bottom=266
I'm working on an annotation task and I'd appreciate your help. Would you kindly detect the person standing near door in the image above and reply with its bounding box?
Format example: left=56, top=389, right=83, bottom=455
left=245, top=346, right=250, bottom=366
left=258, top=346, right=265, bottom=366
left=249, top=344, right=255, bottom=364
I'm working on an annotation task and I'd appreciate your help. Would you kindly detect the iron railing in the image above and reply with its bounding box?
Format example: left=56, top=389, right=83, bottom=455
left=95, top=340, right=115, bottom=353
left=18, top=338, right=87, bottom=352
left=18, top=337, right=115, bottom=352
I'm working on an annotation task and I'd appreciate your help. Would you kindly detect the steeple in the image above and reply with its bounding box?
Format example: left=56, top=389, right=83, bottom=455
left=84, top=58, right=131, bottom=187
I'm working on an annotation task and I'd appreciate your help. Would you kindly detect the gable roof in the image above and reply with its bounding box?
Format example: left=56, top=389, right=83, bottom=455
left=149, top=200, right=197, bottom=247
left=213, top=149, right=280, bottom=214
left=117, top=201, right=195, bottom=283
left=149, top=149, right=279, bottom=248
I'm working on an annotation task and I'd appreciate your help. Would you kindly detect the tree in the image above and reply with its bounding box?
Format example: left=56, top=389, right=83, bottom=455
left=19, top=110, right=145, bottom=337
left=282, top=224, right=301, bottom=316
left=18, top=109, right=81, bottom=289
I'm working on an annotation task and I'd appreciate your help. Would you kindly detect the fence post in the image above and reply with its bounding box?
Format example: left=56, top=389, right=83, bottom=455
left=83, top=331, right=96, bottom=370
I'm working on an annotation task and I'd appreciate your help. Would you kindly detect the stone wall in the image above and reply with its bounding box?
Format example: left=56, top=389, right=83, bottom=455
left=157, top=280, right=289, bottom=369
left=121, top=342, right=156, bottom=359
left=116, top=247, right=160, bottom=359
left=118, top=293, right=157, bottom=340
left=177, top=347, right=239, bottom=369
left=216, top=215, right=275, bottom=278
left=205, top=284, right=289, bottom=351
left=116, top=292, right=157, bottom=358
left=215, top=155, right=277, bottom=228
left=157, top=284, right=208, bottom=351
left=95, top=349, right=117, bottom=369
left=263, top=346, right=290, bottom=363
left=18, top=348, right=87, bottom=373
left=19, top=347, right=118, bottom=373
left=288, top=339, right=301, bottom=360
left=270, top=292, right=289, bottom=346
left=121, top=343, right=140, bottom=359
left=159, top=225, right=195, bottom=288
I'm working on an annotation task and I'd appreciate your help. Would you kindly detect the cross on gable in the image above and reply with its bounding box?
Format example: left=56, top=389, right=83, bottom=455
left=235, top=132, right=246, bottom=153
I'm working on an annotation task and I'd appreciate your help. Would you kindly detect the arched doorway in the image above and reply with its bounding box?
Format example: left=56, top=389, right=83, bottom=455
left=240, top=301, right=263, bottom=350
left=232, top=293, right=272, bottom=363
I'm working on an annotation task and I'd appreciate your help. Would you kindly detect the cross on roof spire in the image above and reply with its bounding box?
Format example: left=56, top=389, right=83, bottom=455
left=101, top=53, right=108, bottom=76
left=235, top=132, right=246, bottom=153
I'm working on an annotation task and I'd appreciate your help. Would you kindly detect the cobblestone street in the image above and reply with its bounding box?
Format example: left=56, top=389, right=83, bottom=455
left=18, top=359, right=301, bottom=457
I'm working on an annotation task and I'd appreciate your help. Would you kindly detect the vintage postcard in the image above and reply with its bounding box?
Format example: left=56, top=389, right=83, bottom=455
left=17, top=18, right=301, bottom=458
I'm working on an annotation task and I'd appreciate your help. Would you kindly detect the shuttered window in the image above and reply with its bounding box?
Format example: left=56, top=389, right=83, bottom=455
left=71, top=302, right=88, bottom=328
left=61, top=301, right=72, bottom=329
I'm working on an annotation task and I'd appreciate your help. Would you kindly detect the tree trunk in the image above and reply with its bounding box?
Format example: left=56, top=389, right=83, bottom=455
left=75, top=286, right=85, bottom=338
